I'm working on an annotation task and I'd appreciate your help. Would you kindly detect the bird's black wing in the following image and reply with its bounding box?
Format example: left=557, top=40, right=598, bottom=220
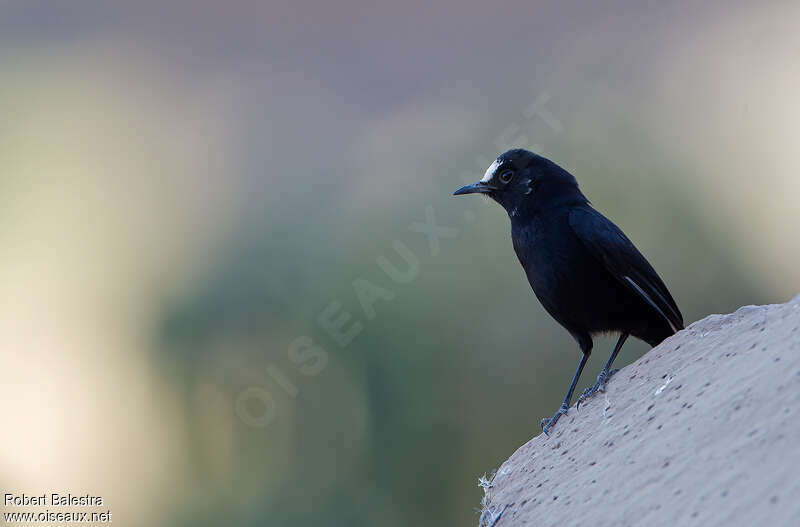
left=569, top=207, right=684, bottom=332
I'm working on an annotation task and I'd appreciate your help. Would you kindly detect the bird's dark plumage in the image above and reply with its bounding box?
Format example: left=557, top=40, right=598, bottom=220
left=454, top=149, right=683, bottom=434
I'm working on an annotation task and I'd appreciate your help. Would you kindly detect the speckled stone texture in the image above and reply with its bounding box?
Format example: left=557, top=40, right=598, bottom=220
left=479, top=294, right=800, bottom=527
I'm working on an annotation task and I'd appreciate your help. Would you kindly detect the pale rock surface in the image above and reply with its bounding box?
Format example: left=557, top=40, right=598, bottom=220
left=479, top=294, right=800, bottom=527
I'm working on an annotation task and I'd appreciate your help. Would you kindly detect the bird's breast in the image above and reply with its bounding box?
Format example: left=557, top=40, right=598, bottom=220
left=511, top=213, right=627, bottom=331
left=511, top=214, right=576, bottom=294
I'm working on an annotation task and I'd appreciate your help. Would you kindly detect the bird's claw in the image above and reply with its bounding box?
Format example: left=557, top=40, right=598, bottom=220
left=577, top=368, right=619, bottom=409
left=540, top=404, right=569, bottom=436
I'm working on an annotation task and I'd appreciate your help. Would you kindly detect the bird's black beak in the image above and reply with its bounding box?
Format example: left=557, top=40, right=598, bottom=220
left=453, top=181, right=492, bottom=196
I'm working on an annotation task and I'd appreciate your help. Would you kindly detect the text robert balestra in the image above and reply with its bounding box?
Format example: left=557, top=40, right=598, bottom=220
left=4, top=493, right=104, bottom=506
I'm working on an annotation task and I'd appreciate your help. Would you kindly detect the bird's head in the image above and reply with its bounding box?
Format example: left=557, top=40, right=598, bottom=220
left=453, top=149, right=587, bottom=217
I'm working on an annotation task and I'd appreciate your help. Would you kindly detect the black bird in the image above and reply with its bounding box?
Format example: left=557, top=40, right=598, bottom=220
left=454, top=149, right=683, bottom=435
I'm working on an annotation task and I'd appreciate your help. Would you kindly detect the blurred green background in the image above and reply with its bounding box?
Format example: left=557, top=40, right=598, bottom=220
left=1, top=1, right=799, bottom=525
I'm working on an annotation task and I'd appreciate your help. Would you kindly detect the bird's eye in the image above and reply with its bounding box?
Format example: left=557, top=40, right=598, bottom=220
left=499, top=170, right=514, bottom=184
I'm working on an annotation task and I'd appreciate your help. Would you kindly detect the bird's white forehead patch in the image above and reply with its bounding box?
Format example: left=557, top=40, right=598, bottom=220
left=480, top=159, right=501, bottom=183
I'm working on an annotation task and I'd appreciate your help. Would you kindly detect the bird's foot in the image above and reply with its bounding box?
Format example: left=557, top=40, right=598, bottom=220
left=540, top=403, right=569, bottom=436
left=577, top=368, right=619, bottom=409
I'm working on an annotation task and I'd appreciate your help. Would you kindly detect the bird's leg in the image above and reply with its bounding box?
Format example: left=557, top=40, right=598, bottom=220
left=577, top=332, right=629, bottom=409
left=541, top=352, right=589, bottom=435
